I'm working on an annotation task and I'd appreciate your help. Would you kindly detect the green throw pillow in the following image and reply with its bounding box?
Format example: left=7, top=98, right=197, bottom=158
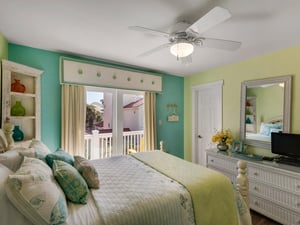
left=52, top=160, right=89, bottom=204
left=46, top=148, right=74, bottom=168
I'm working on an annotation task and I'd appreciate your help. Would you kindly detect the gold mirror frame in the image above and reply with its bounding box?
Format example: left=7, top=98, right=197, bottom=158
left=240, top=75, right=292, bottom=149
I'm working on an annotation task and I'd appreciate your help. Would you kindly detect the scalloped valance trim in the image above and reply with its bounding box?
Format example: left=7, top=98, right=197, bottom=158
left=60, top=57, right=162, bottom=92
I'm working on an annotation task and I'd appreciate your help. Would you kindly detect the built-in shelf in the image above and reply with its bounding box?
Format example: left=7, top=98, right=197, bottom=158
left=1, top=59, right=43, bottom=143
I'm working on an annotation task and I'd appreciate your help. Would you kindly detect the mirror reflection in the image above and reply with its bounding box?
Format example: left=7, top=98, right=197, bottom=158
left=245, top=84, right=284, bottom=142
left=240, top=75, right=292, bottom=149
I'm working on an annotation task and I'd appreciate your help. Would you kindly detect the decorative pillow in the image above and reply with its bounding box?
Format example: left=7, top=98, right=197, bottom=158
left=46, top=148, right=74, bottom=168
left=5, top=157, right=68, bottom=225
left=0, top=149, right=24, bottom=172
left=29, top=139, right=51, bottom=154
left=270, top=128, right=282, bottom=134
left=0, top=129, right=8, bottom=153
left=259, top=123, right=282, bottom=136
left=52, top=160, right=89, bottom=204
left=19, top=147, right=48, bottom=162
left=0, top=164, right=33, bottom=225
left=74, top=156, right=100, bottom=189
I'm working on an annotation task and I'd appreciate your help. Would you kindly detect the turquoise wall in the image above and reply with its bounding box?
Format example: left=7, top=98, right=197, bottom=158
left=8, top=44, right=184, bottom=156
left=156, top=74, right=184, bottom=158
left=9, top=44, right=62, bottom=151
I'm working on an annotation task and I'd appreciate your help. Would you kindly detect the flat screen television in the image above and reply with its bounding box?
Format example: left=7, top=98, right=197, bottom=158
left=271, top=132, right=300, bottom=158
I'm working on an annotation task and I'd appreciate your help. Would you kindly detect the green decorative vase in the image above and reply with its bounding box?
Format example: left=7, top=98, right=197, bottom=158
left=11, top=101, right=26, bottom=116
left=12, top=126, right=24, bottom=141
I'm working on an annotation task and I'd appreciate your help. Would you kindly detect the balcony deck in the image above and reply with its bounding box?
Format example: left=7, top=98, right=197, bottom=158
left=84, top=130, right=144, bottom=159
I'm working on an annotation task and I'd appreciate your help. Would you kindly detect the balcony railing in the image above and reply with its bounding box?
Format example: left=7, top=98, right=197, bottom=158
left=84, top=130, right=144, bottom=159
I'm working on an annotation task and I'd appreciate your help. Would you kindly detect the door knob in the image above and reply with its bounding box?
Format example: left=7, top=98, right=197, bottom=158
left=198, top=135, right=202, bottom=138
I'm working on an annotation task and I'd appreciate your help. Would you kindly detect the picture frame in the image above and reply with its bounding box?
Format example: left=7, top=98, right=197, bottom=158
left=231, top=140, right=243, bottom=153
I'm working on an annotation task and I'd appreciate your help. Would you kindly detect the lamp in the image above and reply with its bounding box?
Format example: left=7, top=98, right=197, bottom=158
left=170, top=41, right=194, bottom=58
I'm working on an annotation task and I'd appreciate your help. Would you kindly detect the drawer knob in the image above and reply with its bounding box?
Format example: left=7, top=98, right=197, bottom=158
left=254, top=172, right=259, bottom=176
left=210, top=159, right=214, bottom=162
left=254, top=201, right=259, bottom=206
left=254, top=186, right=259, bottom=191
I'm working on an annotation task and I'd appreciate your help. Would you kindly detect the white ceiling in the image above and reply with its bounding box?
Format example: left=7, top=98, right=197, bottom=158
left=1, top=0, right=300, bottom=76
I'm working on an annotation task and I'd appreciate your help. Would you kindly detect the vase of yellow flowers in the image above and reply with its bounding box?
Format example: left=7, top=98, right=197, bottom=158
left=212, top=129, right=233, bottom=151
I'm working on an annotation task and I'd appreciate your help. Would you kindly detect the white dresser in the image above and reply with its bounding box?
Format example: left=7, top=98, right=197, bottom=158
left=206, top=149, right=300, bottom=225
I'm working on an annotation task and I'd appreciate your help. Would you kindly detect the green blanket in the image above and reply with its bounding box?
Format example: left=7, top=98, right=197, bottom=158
left=133, top=151, right=239, bottom=225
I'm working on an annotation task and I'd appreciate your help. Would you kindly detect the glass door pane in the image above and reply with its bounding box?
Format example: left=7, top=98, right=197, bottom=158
left=86, top=88, right=113, bottom=159
left=122, top=92, right=144, bottom=154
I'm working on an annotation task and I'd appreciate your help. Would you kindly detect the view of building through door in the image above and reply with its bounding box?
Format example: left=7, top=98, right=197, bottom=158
left=84, top=87, right=144, bottom=159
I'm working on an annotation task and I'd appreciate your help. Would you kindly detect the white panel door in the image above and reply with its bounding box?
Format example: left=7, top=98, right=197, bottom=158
left=192, top=81, right=223, bottom=166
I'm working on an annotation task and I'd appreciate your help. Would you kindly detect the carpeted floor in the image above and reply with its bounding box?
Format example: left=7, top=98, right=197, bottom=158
left=251, top=210, right=282, bottom=225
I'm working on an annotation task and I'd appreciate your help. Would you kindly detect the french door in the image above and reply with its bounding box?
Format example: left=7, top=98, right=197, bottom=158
left=86, top=86, right=144, bottom=158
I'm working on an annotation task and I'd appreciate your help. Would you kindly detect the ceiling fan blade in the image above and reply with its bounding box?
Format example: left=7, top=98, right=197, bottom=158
left=187, top=6, right=231, bottom=34
left=138, top=43, right=172, bottom=57
left=129, top=26, right=170, bottom=38
left=198, top=37, right=241, bottom=51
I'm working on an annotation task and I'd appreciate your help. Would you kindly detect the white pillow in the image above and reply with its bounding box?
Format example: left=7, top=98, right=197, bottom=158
left=19, top=147, right=48, bottom=162
left=0, top=164, right=32, bottom=225
left=0, top=129, right=8, bottom=153
left=5, top=157, right=68, bottom=225
left=0, top=149, right=24, bottom=172
left=29, top=139, right=51, bottom=153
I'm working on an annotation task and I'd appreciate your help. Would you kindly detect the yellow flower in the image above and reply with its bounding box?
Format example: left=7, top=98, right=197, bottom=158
left=211, top=129, right=233, bottom=145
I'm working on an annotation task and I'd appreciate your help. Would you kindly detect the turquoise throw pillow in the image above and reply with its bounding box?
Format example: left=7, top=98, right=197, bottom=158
left=46, top=148, right=74, bottom=168
left=52, top=160, right=89, bottom=204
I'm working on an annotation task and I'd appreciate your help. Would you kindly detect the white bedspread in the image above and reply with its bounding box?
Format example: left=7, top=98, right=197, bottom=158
left=66, top=192, right=103, bottom=225
left=91, top=155, right=195, bottom=225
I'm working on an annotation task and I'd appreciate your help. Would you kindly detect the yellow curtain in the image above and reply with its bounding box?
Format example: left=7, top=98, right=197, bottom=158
left=61, top=84, right=86, bottom=156
left=144, top=92, right=157, bottom=150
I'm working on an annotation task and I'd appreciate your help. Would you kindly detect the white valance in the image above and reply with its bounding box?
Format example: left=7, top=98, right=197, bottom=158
left=60, top=57, right=162, bottom=92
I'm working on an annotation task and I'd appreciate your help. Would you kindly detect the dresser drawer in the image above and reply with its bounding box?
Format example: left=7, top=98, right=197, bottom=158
left=248, top=165, right=300, bottom=194
left=250, top=181, right=300, bottom=213
left=250, top=196, right=300, bottom=225
left=207, top=155, right=237, bottom=174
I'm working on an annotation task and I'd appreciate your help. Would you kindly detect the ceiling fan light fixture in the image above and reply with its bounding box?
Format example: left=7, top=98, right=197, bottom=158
left=170, top=41, right=194, bottom=58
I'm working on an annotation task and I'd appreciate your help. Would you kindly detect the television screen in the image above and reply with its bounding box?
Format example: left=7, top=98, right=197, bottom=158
left=271, top=132, right=300, bottom=158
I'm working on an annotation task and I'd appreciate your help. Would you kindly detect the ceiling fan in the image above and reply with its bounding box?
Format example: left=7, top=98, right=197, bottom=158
left=129, top=6, right=241, bottom=63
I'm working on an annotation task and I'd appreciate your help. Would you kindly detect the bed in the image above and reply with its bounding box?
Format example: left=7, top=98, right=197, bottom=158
left=246, top=116, right=283, bottom=142
left=0, top=137, right=251, bottom=225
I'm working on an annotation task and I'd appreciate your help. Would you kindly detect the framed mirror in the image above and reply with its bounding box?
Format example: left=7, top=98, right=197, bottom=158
left=240, top=75, right=292, bottom=149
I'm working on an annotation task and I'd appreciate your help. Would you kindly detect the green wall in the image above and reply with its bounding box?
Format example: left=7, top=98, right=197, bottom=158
left=0, top=33, right=8, bottom=60
left=184, top=45, right=300, bottom=160
left=8, top=44, right=184, bottom=156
